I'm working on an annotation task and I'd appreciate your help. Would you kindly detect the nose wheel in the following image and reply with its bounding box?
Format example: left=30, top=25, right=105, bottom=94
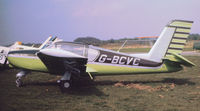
left=16, top=77, right=22, bottom=87
left=15, top=70, right=29, bottom=87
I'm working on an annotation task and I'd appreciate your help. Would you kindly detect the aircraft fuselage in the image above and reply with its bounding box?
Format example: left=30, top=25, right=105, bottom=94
left=7, top=45, right=183, bottom=76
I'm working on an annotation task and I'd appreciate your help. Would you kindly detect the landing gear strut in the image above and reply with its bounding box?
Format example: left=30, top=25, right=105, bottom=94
left=16, top=70, right=29, bottom=87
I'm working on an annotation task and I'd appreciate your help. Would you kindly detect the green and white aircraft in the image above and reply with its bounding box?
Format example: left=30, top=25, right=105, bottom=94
left=7, top=20, right=195, bottom=90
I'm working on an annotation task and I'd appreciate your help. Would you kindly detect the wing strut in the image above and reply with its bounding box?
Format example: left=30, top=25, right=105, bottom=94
left=88, top=72, right=94, bottom=80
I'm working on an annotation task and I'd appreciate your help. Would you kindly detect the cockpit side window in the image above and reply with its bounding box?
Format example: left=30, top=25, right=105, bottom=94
left=61, top=44, right=84, bottom=56
left=54, top=42, right=88, bottom=57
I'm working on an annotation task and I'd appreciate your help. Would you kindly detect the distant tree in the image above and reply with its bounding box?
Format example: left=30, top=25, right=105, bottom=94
left=74, top=37, right=102, bottom=46
left=188, top=34, right=200, bottom=40
left=193, top=41, right=200, bottom=50
left=109, top=39, right=115, bottom=43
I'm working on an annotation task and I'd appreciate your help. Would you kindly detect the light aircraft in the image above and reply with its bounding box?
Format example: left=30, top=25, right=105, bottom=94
left=0, top=36, right=61, bottom=67
left=7, top=20, right=195, bottom=90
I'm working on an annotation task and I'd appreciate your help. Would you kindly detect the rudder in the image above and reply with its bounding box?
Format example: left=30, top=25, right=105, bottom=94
left=147, top=20, right=193, bottom=62
left=164, top=20, right=193, bottom=60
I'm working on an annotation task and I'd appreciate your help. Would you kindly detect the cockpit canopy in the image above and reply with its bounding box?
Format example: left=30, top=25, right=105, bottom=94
left=48, top=41, right=88, bottom=57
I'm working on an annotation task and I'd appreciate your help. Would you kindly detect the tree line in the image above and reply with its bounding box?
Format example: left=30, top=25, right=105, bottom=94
left=74, top=33, right=200, bottom=46
left=188, top=34, right=200, bottom=40
left=13, top=33, right=199, bottom=47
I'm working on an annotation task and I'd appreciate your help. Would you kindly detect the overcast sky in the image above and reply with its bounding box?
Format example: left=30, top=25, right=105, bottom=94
left=0, top=0, right=199, bottom=45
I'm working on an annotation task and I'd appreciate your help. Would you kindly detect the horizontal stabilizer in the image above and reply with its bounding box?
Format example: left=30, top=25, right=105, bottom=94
left=166, top=52, right=195, bottom=67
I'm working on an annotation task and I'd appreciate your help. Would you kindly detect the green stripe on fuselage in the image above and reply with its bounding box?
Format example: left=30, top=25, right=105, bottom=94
left=87, top=61, right=182, bottom=75
left=8, top=56, right=48, bottom=72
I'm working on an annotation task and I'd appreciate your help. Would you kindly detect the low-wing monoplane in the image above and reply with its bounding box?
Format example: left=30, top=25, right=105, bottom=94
left=7, top=20, right=195, bottom=90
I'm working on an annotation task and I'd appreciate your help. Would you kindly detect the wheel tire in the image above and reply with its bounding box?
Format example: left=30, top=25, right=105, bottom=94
left=60, top=80, right=72, bottom=92
left=63, top=82, right=70, bottom=88
left=16, top=78, right=22, bottom=87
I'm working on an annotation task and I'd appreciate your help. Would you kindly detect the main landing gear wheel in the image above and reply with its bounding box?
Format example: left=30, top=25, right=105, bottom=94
left=58, top=71, right=72, bottom=92
left=59, top=80, right=72, bottom=92
left=63, top=81, right=70, bottom=88
left=15, top=70, right=29, bottom=87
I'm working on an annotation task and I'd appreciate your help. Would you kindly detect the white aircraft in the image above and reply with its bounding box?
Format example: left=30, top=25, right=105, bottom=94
left=0, top=36, right=62, bottom=67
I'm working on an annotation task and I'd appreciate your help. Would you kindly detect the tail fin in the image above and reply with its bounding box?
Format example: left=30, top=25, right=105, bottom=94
left=148, top=20, right=193, bottom=62
left=39, top=36, right=57, bottom=49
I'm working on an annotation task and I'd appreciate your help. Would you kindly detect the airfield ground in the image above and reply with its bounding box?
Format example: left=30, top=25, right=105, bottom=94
left=0, top=52, right=200, bottom=111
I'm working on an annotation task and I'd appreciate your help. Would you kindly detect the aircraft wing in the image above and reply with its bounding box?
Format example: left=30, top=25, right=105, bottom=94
left=37, top=49, right=88, bottom=76
left=86, top=66, right=97, bottom=72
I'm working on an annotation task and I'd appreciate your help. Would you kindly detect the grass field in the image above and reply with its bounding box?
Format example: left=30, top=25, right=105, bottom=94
left=0, top=56, right=200, bottom=111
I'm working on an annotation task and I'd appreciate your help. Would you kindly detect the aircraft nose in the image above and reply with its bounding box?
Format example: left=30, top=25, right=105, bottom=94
left=39, top=49, right=52, bottom=55
left=38, top=49, right=60, bottom=57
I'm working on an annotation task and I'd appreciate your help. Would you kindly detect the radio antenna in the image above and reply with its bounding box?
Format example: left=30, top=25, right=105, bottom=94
left=117, top=40, right=127, bottom=52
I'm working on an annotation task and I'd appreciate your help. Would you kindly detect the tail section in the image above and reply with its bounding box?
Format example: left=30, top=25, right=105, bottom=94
left=164, top=20, right=193, bottom=59
left=147, top=20, right=193, bottom=62
left=169, top=52, right=195, bottom=67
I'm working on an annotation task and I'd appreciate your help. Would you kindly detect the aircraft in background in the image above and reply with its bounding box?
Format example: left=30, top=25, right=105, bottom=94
left=0, top=36, right=62, bottom=67
left=7, top=20, right=195, bottom=90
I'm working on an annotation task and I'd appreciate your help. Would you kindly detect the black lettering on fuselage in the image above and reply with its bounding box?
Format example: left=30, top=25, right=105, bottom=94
left=119, top=56, right=126, bottom=64
left=94, top=50, right=162, bottom=67
left=98, top=54, right=107, bottom=63
left=127, top=57, right=133, bottom=65
left=97, top=54, right=140, bottom=66
left=133, top=58, right=140, bottom=65
left=111, top=56, right=119, bottom=64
